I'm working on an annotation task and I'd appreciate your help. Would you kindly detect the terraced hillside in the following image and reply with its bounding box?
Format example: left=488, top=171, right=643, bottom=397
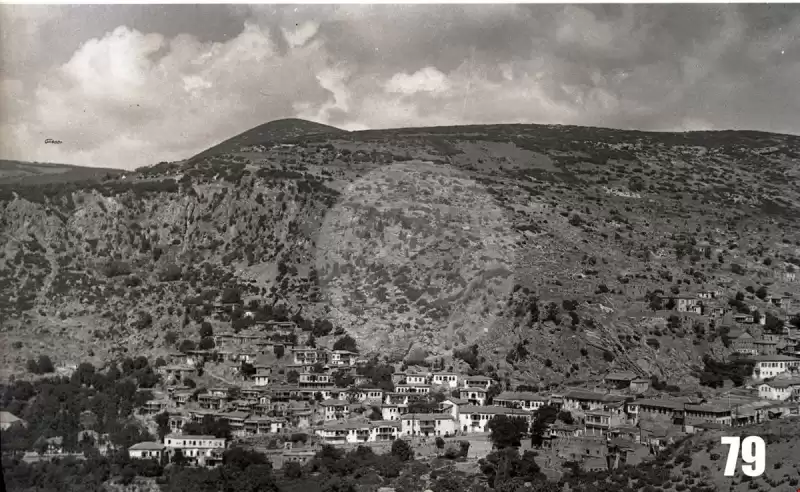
left=1, top=119, right=799, bottom=386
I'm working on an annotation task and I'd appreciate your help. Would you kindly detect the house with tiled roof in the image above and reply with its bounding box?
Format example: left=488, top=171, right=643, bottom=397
left=603, top=372, right=638, bottom=386
left=129, top=441, right=166, bottom=460
left=758, top=377, right=800, bottom=401
left=750, top=355, right=800, bottom=380
left=493, top=391, right=548, bottom=411
left=456, top=405, right=532, bottom=433
left=431, top=372, right=460, bottom=388
left=319, top=399, right=350, bottom=421
left=459, top=386, right=488, bottom=405
left=315, top=419, right=400, bottom=444
left=400, top=413, right=457, bottom=437
left=462, top=375, right=494, bottom=390
left=562, top=390, right=626, bottom=413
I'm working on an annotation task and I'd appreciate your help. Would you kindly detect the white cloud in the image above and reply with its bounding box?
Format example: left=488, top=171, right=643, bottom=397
left=282, top=21, right=319, bottom=48
left=385, top=67, right=451, bottom=95
left=3, top=5, right=800, bottom=169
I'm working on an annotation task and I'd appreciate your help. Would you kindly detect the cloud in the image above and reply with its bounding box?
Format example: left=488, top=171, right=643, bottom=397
left=385, top=67, right=451, bottom=95
left=1, top=4, right=800, bottom=169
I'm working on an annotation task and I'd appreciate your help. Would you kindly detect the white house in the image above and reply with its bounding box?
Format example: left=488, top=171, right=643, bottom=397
left=381, top=404, right=401, bottom=421
left=456, top=405, right=532, bottom=434
left=129, top=442, right=166, bottom=460
left=315, top=420, right=400, bottom=444
left=329, top=350, right=358, bottom=367
left=758, top=378, right=800, bottom=400
left=493, top=391, right=548, bottom=411
left=750, top=355, right=800, bottom=381
left=352, top=388, right=385, bottom=403
left=460, top=387, right=488, bottom=406
left=400, top=413, right=457, bottom=437
left=403, top=373, right=428, bottom=386
left=319, top=399, right=350, bottom=421
left=431, top=372, right=460, bottom=389
left=163, top=434, right=226, bottom=466
left=462, top=376, right=493, bottom=390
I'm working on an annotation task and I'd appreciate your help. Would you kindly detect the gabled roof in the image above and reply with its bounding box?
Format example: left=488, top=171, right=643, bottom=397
left=604, top=371, right=637, bottom=381
left=564, top=390, right=626, bottom=402
left=494, top=391, right=548, bottom=402
left=400, top=413, right=454, bottom=421
left=441, top=398, right=468, bottom=405
left=458, top=405, right=530, bottom=416
left=129, top=441, right=166, bottom=451
left=320, top=399, right=349, bottom=406
left=461, top=386, right=488, bottom=393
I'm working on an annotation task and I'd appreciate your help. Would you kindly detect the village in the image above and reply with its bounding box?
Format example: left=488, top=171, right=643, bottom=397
left=4, top=288, right=800, bottom=480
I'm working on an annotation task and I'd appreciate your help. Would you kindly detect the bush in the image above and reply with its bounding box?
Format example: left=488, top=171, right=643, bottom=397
left=333, top=334, right=358, bottom=353
left=283, top=461, right=303, bottom=478
left=391, top=439, right=414, bottom=462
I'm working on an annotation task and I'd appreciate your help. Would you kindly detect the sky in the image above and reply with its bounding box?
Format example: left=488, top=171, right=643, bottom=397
left=1, top=4, right=799, bottom=170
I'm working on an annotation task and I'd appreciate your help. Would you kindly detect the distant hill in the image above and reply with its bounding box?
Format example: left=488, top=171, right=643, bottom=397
left=189, top=118, right=346, bottom=161
left=0, top=159, right=124, bottom=186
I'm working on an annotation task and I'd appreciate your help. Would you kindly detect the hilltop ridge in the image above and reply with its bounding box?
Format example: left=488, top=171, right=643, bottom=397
left=190, top=118, right=346, bottom=161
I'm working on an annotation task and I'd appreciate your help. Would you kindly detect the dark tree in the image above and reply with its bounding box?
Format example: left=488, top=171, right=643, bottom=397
left=487, top=415, right=528, bottom=449
left=391, top=438, right=414, bottom=462
left=333, top=334, right=358, bottom=353
left=198, top=322, right=214, bottom=338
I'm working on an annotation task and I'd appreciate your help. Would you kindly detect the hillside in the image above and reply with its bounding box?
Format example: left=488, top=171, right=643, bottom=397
left=1, top=120, right=799, bottom=385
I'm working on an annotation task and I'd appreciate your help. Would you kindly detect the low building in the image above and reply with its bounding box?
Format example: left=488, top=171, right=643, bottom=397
left=603, top=372, right=637, bottom=387
left=758, top=378, right=800, bottom=401
left=629, top=379, right=650, bottom=394
left=562, top=391, right=626, bottom=413
left=143, top=399, right=169, bottom=415
left=750, top=355, right=800, bottom=380
left=381, top=404, right=402, bottom=421
left=163, top=434, right=226, bottom=466
left=129, top=442, right=166, bottom=460
left=395, top=384, right=431, bottom=394
left=460, top=387, right=488, bottom=406
left=329, top=350, right=358, bottom=367
left=400, top=413, right=457, bottom=437
left=352, top=388, right=385, bottom=403
left=753, top=338, right=779, bottom=356
left=320, top=399, right=350, bottom=421
left=493, top=391, right=548, bottom=411
left=731, top=332, right=757, bottom=356
left=315, top=419, right=400, bottom=444
left=431, top=372, right=460, bottom=388
left=462, top=375, right=494, bottom=391
left=456, top=405, right=532, bottom=434
left=291, top=347, right=328, bottom=366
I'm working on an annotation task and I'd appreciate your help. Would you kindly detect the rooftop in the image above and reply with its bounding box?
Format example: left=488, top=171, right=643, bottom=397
left=129, top=441, right=166, bottom=451
left=400, top=413, right=455, bottom=421
left=494, top=391, right=548, bottom=401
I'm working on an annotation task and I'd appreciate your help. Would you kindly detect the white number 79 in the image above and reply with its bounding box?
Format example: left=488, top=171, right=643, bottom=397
left=721, top=436, right=765, bottom=477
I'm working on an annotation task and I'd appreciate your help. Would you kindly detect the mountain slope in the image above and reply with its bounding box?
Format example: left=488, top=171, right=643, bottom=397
left=1, top=119, right=799, bottom=385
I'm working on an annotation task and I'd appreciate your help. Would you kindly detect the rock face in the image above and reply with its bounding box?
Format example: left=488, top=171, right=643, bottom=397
left=1, top=121, right=799, bottom=383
